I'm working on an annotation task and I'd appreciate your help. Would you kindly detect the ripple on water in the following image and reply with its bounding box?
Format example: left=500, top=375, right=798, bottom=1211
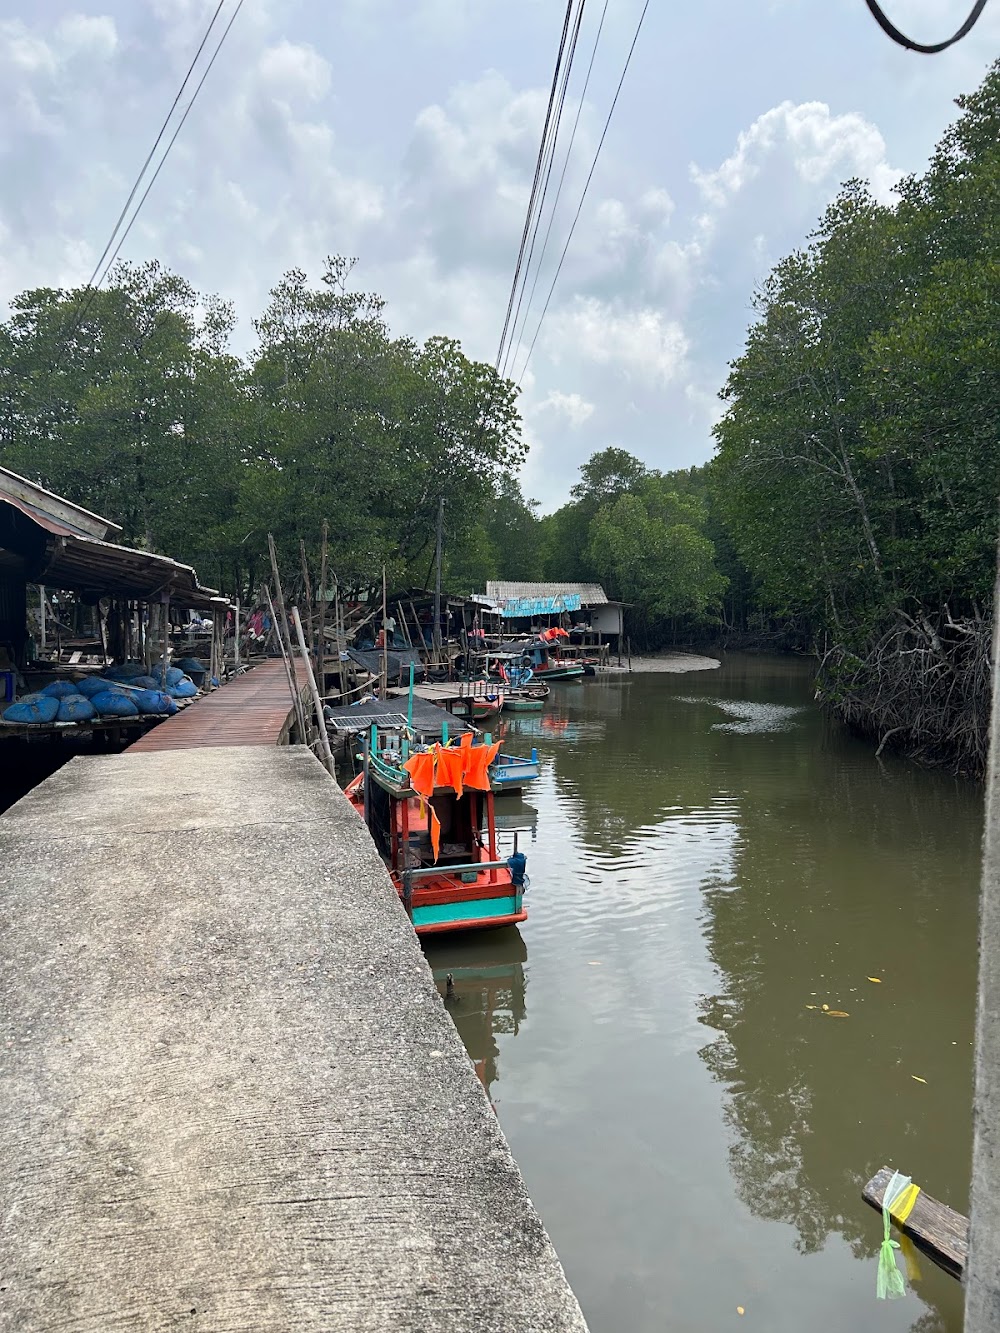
left=677, top=695, right=808, bottom=734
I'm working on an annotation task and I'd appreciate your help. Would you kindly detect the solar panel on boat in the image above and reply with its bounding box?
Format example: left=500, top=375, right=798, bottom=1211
left=326, top=711, right=409, bottom=732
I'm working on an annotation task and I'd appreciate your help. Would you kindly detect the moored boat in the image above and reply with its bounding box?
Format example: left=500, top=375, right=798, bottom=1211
left=345, top=727, right=528, bottom=935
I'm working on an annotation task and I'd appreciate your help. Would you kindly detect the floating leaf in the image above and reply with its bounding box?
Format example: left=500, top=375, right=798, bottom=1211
left=911, top=1075, right=927, bottom=1084
left=805, top=1004, right=818, bottom=1010
left=737, top=1307, right=745, bottom=1316
left=822, top=1004, right=830, bottom=1011
left=868, top=977, right=882, bottom=983
left=587, top=961, right=602, bottom=967
left=824, top=1010, right=850, bottom=1018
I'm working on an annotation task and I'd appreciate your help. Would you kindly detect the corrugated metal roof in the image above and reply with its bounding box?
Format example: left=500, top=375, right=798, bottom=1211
left=485, top=581, right=608, bottom=605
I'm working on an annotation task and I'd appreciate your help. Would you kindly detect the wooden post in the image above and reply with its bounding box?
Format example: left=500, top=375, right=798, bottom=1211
left=318, top=521, right=329, bottom=689
left=433, top=496, right=444, bottom=663
left=396, top=602, right=413, bottom=649
left=39, top=586, right=46, bottom=652
left=160, top=593, right=170, bottom=687
left=234, top=599, right=241, bottom=672
left=965, top=547, right=1000, bottom=1329
left=264, top=585, right=307, bottom=743
left=381, top=565, right=389, bottom=697
left=291, top=605, right=336, bottom=778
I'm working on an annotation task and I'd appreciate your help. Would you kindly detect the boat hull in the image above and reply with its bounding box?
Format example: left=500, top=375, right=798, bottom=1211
left=503, top=698, right=544, bottom=712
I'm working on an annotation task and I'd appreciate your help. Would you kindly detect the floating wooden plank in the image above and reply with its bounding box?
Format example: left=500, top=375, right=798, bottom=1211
left=862, top=1165, right=968, bottom=1279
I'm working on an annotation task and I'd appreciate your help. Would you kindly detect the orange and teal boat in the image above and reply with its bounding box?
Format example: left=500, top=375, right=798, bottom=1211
left=345, top=728, right=528, bottom=935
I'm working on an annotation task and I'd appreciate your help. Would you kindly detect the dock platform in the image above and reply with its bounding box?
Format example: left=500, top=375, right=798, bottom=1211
left=0, top=745, right=587, bottom=1331
left=130, top=658, right=299, bottom=752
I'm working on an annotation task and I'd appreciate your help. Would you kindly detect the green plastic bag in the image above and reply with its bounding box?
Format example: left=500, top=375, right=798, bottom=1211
left=877, top=1172, right=910, bottom=1300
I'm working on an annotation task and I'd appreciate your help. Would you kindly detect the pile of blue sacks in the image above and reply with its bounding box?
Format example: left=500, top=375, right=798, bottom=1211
left=2, top=663, right=196, bottom=725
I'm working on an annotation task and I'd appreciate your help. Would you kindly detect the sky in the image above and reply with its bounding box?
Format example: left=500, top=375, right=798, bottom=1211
left=0, top=1, right=996, bottom=511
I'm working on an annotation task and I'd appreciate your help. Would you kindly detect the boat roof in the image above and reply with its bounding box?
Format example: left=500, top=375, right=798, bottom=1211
left=325, top=696, right=475, bottom=738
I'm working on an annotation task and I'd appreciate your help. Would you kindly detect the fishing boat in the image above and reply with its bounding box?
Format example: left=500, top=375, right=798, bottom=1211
left=489, top=747, right=540, bottom=795
left=502, top=692, right=545, bottom=713
left=345, top=726, right=528, bottom=935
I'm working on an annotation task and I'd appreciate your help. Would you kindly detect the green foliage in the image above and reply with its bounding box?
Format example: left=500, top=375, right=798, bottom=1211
left=712, top=59, right=1000, bottom=645
left=0, top=256, right=526, bottom=598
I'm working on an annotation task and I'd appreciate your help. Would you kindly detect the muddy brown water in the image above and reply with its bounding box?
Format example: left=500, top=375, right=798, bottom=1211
left=423, top=654, right=983, bottom=1333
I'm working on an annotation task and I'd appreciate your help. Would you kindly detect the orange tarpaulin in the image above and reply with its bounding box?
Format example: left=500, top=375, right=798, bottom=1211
left=463, top=740, right=501, bottom=791
left=435, top=746, right=465, bottom=797
left=403, top=750, right=436, bottom=800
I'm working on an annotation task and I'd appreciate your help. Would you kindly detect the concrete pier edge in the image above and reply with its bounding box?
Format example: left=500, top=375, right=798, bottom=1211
left=0, top=745, right=589, bottom=1331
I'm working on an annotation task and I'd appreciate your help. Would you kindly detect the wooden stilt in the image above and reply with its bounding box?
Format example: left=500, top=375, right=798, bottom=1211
left=264, top=585, right=307, bottom=743
left=291, top=606, right=335, bottom=778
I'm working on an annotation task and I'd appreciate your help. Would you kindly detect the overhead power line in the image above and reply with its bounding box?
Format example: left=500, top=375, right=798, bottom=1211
left=864, top=0, right=989, bottom=53
left=500, top=0, right=588, bottom=380
left=517, top=0, right=651, bottom=386
left=93, top=0, right=247, bottom=291
left=52, top=0, right=242, bottom=367
left=504, top=0, right=610, bottom=383
left=494, top=0, right=577, bottom=375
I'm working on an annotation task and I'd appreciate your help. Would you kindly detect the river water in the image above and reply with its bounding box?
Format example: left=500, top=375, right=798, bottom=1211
left=422, top=654, right=983, bottom=1333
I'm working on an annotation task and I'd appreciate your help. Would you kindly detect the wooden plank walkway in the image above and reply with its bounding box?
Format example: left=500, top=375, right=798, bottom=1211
left=130, top=659, right=301, bottom=753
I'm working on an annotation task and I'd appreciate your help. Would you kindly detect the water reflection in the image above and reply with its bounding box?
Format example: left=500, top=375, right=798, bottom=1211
left=424, top=928, right=527, bottom=1104
left=431, top=659, right=981, bottom=1333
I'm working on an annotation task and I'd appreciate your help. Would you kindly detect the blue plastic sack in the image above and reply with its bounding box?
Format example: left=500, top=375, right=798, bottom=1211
left=169, top=678, right=198, bottom=699
left=57, top=694, right=97, bottom=722
left=164, top=666, right=186, bottom=687
left=130, top=675, right=160, bottom=690
left=105, top=663, right=145, bottom=681
left=91, top=690, right=139, bottom=718
left=133, top=689, right=176, bottom=715
left=3, top=696, right=60, bottom=724
left=42, top=680, right=80, bottom=699
left=176, top=657, right=206, bottom=674
left=76, top=676, right=120, bottom=699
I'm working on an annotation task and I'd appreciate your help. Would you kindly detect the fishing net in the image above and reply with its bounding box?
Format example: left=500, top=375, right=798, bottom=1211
left=876, top=1172, right=912, bottom=1299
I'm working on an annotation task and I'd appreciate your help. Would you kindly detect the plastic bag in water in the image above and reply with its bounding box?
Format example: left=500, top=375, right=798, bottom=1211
left=877, top=1172, right=911, bottom=1299
left=57, top=694, right=96, bottom=722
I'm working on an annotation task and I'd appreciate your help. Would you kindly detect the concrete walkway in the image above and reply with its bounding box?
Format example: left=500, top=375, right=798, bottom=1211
left=0, top=746, right=588, bottom=1332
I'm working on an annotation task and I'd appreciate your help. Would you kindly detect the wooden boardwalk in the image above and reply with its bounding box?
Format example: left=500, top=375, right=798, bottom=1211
left=130, top=659, right=301, bottom=753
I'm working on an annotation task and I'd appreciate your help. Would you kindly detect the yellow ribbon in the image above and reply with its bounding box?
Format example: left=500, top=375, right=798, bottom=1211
left=889, top=1183, right=921, bottom=1224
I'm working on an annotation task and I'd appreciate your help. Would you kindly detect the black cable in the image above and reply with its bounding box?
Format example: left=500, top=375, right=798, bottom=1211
left=52, top=0, right=228, bottom=367
left=94, top=0, right=247, bottom=291
left=500, top=0, right=587, bottom=379
left=518, top=0, right=651, bottom=385
left=505, top=0, right=609, bottom=383
left=864, top=0, right=989, bottom=53
left=495, top=0, right=576, bottom=374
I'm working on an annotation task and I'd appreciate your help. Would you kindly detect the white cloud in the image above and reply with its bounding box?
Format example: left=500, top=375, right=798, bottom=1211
left=56, top=14, right=118, bottom=58
left=691, top=101, right=901, bottom=207
left=257, top=39, right=331, bottom=103
left=544, top=297, right=689, bottom=385
left=533, top=390, right=595, bottom=428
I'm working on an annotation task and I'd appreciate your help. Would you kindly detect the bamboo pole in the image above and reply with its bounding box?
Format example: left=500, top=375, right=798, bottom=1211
left=299, top=538, right=315, bottom=661
left=267, top=533, right=302, bottom=698
left=264, top=585, right=307, bottom=742
left=291, top=605, right=336, bottom=778
left=234, top=599, right=241, bottom=672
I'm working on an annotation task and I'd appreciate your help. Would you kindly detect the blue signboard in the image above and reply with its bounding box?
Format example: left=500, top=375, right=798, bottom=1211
left=499, top=594, right=582, bottom=619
